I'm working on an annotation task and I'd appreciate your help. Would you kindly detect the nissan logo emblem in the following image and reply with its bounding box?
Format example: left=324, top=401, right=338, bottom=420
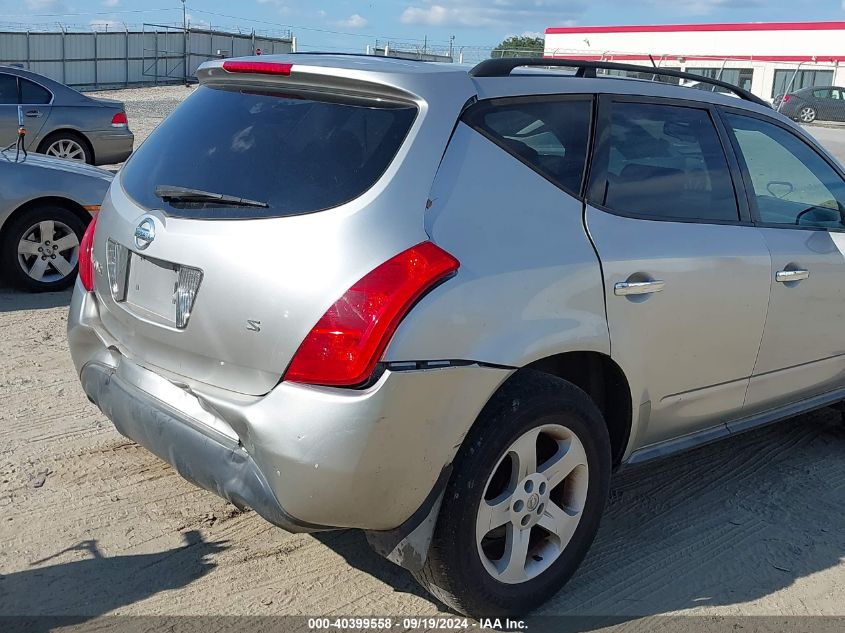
left=134, top=218, right=155, bottom=250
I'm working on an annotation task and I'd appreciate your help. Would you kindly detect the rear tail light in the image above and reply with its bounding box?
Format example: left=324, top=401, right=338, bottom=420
left=111, top=112, right=128, bottom=127
left=285, top=241, right=460, bottom=387
left=79, top=214, right=98, bottom=291
left=176, top=267, right=203, bottom=329
left=222, top=61, right=293, bottom=76
left=782, top=94, right=791, bottom=103
left=106, top=239, right=129, bottom=301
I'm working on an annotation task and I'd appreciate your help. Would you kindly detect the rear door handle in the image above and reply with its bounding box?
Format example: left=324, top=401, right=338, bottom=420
left=775, top=269, right=809, bottom=283
left=614, top=280, right=665, bottom=296
left=25, top=110, right=42, bottom=118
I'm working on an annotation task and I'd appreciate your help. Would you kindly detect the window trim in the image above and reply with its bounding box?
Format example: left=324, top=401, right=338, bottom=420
left=0, top=72, right=55, bottom=107
left=17, top=75, right=54, bottom=106
left=460, top=93, right=596, bottom=201
left=716, top=104, right=845, bottom=234
left=585, top=93, right=751, bottom=226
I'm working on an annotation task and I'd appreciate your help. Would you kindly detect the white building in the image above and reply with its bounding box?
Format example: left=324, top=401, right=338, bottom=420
left=543, top=21, right=845, bottom=102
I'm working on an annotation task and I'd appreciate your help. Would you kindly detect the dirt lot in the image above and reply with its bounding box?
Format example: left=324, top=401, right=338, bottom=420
left=0, top=85, right=844, bottom=629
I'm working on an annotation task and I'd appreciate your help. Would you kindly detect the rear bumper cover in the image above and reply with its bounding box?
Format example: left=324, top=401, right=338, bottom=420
left=69, top=283, right=511, bottom=532
left=87, top=129, right=134, bottom=165
left=81, top=360, right=315, bottom=531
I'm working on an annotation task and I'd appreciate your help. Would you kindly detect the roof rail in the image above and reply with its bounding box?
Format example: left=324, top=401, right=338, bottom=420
left=469, top=58, right=771, bottom=108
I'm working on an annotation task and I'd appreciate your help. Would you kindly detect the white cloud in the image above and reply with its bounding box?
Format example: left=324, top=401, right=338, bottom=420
left=185, top=13, right=211, bottom=29
left=25, top=0, right=62, bottom=10
left=400, top=1, right=586, bottom=28
left=257, top=0, right=292, bottom=14
left=338, top=13, right=368, bottom=29
left=633, top=0, right=766, bottom=14
left=90, top=19, right=122, bottom=31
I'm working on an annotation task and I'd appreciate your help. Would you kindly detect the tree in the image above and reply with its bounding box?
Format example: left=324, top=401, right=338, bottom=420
left=492, top=35, right=545, bottom=58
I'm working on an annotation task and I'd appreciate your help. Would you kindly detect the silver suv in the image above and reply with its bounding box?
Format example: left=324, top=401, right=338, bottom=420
left=68, top=55, right=845, bottom=615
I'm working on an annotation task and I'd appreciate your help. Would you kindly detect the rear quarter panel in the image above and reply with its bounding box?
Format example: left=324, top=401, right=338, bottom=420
left=384, top=122, right=609, bottom=365
left=35, top=104, right=115, bottom=143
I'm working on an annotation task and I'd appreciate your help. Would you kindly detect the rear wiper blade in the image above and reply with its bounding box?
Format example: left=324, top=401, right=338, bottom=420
left=154, top=185, right=269, bottom=208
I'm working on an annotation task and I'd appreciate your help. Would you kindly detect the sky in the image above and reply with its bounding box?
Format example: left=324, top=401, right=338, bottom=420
left=2, top=0, right=845, bottom=58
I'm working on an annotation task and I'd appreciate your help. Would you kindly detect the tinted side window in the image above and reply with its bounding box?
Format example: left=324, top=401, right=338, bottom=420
left=463, top=98, right=591, bottom=196
left=725, top=113, right=845, bottom=229
left=0, top=74, right=17, bottom=105
left=20, top=79, right=50, bottom=104
left=600, top=102, right=739, bottom=222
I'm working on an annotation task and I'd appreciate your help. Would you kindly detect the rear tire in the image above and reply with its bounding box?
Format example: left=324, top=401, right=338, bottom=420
left=798, top=106, right=817, bottom=124
left=414, top=370, right=612, bottom=617
left=37, top=131, right=94, bottom=164
left=0, top=204, right=87, bottom=292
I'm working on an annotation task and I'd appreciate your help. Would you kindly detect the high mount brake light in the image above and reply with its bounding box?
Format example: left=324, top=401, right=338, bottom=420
left=79, top=214, right=98, bottom=291
left=285, top=241, right=460, bottom=387
left=222, top=61, right=293, bottom=76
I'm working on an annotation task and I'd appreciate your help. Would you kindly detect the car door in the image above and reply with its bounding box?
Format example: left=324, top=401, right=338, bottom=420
left=830, top=88, right=845, bottom=122
left=585, top=97, right=772, bottom=447
left=810, top=88, right=833, bottom=121
left=0, top=73, right=20, bottom=145
left=721, top=109, right=845, bottom=413
left=17, top=76, right=52, bottom=146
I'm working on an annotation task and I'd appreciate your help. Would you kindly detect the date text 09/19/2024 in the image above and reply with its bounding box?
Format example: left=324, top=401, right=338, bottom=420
left=306, top=618, right=527, bottom=630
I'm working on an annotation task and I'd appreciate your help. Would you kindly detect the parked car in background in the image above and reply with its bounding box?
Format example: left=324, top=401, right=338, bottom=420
left=69, top=55, right=845, bottom=616
left=774, top=85, right=845, bottom=123
left=0, top=147, right=112, bottom=291
left=0, top=66, right=133, bottom=165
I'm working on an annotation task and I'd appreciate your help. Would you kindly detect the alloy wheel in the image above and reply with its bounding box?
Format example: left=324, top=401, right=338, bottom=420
left=475, top=423, right=589, bottom=584
left=799, top=107, right=816, bottom=123
left=17, top=220, right=80, bottom=283
left=45, top=138, right=87, bottom=161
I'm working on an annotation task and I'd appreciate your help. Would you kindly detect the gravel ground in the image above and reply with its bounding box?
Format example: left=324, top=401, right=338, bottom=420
left=88, top=85, right=195, bottom=168
left=0, top=85, right=844, bottom=630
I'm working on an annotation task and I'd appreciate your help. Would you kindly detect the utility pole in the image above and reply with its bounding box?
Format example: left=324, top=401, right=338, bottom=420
left=449, top=35, right=455, bottom=61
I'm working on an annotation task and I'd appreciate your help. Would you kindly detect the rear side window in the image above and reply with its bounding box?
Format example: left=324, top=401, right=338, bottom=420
left=599, top=102, right=739, bottom=222
left=0, top=74, right=16, bottom=105
left=463, top=97, right=591, bottom=196
left=121, top=85, right=417, bottom=219
left=20, top=78, right=50, bottom=104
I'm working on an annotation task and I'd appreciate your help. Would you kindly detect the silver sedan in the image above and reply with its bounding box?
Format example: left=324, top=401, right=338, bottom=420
left=0, top=65, right=134, bottom=165
left=0, top=148, right=112, bottom=291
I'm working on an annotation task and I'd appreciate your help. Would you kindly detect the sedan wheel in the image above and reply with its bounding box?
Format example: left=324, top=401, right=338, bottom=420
left=799, top=106, right=817, bottom=123
left=45, top=138, right=88, bottom=161
left=1, top=205, right=87, bottom=292
left=17, top=220, right=80, bottom=283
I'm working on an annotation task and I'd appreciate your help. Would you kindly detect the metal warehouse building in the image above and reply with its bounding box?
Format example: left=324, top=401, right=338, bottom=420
left=543, top=21, right=845, bottom=103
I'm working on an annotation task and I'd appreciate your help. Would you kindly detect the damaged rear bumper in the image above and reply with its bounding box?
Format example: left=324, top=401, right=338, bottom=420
left=69, top=283, right=512, bottom=540
left=81, top=360, right=317, bottom=532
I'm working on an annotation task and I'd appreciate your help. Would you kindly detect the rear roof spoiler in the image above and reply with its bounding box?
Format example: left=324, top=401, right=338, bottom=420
left=469, top=58, right=771, bottom=108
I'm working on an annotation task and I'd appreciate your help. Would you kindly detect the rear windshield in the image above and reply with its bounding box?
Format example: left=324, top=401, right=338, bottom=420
left=120, top=85, right=417, bottom=219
